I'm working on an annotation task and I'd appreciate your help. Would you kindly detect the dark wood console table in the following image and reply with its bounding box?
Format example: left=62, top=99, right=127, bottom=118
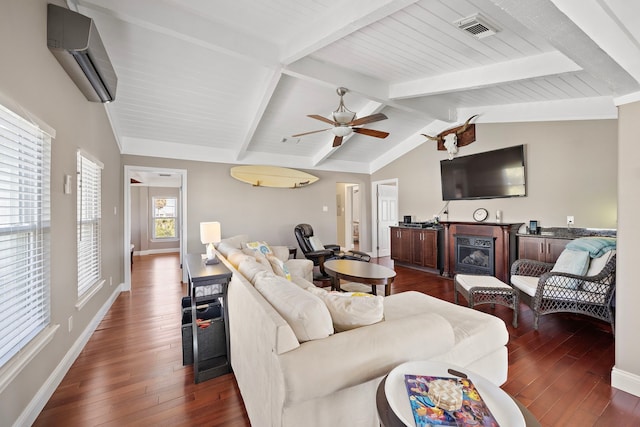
left=442, top=221, right=522, bottom=283
left=185, top=253, right=233, bottom=383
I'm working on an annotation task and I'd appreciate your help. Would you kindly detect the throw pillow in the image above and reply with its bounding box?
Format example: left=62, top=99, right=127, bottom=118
left=549, top=249, right=590, bottom=289
left=307, top=287, right=384, bottom=332
left=308, top=236, right=325, bottom=251
left=266, top=254, right=291, bottom=280
left=245, top=241, right=273, bottom=255
left=255, top=274, right=334, bottom=342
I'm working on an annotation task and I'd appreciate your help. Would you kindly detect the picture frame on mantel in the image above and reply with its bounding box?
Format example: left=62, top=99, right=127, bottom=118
left=529, top=220, right=539, bottom=234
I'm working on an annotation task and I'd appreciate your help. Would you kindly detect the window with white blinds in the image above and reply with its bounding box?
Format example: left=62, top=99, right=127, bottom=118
left=77, top=152, right=102, bottom=298
left=0, top=104, right=51, bottom=368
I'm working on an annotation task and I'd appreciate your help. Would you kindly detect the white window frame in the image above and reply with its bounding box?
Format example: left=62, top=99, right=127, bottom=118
left=0, top=103, right=52, bottom=372
left=77, top=150, right=103, bottom=306
left=151, top=196, right=178, bottom=241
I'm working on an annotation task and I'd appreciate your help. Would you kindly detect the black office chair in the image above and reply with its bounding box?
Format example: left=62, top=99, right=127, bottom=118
left=294, top=223, right=371, bottom=278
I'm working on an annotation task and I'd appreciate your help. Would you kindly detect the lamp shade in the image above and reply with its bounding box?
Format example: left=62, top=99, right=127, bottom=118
left=200, top=221, right=221, bottom=244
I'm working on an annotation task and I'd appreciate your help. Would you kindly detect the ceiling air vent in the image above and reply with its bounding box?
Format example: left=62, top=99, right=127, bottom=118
left=455, top=14, right=499, bottom=39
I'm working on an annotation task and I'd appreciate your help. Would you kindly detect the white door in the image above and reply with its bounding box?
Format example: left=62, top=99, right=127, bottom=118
left=376, top=183, right=398, bottom=257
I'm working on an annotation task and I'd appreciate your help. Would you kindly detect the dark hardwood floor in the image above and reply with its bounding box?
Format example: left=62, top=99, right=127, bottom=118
left=34, top=253, right=640, bottom=426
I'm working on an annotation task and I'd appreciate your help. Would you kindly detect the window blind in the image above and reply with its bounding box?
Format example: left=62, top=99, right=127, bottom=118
left=0, top=104, right=51, bottom=368
left=77, top=152, right=102, bottom=298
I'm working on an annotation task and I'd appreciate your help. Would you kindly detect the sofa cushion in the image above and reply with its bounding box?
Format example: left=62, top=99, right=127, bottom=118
left=226, top=249, right=252, bottom=269
left=278, top=311, right=455, bottom=404
left=383, top=291, right=509, bottom=370
left=255, top=274, right=334, bottom=342
left=216, top=234, right=249, bottom=252
left=267, top=254, right=291, bottom=280
left=238, top=257, right=274, bottom=285
left=307, top=287, right=384, bottom=332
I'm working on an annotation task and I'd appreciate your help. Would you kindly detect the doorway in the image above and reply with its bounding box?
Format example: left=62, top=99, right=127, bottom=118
left=371, top=179, right=398, bottom=258
left=124, top=166, right=188, bottom=290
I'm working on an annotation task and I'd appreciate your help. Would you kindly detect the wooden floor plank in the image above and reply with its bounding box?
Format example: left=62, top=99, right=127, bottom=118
left=32, top=253, right=639, bottom=426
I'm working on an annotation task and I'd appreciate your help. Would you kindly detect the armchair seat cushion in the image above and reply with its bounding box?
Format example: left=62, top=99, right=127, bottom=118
left=511, top=275, right=538, bottom=297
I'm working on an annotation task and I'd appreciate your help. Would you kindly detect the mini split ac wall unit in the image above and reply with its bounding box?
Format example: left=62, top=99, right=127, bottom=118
left=47, top=4, right=117, bottom=103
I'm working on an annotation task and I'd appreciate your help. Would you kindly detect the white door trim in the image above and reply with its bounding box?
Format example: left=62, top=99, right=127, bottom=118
left=124, top=165, right=188, bottom=290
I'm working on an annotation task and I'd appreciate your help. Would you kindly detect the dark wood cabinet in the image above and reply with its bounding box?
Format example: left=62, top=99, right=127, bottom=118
left=518, top=236, right=571, bottom=263
left=390, top=227, right=411, bottom=263
left=412, top=229, right=438, bottom=269
left=391, top=227, right=442, bottom=273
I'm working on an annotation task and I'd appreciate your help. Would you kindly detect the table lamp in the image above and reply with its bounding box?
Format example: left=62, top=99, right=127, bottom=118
left=200, top=221, right=221, bottom=265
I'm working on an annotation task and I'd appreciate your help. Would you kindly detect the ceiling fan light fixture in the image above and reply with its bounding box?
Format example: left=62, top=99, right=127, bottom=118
left=332, top=110, right=356, bottom=124
left=331, top=126, right=353, bottom=137
left=332, top=87, right=356, bottom=124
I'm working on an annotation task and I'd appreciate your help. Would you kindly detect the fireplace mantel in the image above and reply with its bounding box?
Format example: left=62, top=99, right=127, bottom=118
left=441, top=221, right=523, bottom=282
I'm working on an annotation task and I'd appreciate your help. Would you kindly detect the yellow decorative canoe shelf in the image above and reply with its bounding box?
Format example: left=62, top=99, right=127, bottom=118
left=230, top=165, right=319, bottom=188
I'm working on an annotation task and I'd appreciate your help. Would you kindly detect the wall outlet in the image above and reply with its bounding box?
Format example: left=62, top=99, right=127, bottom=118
left=68, top=316, right=73, bottom=333
left=567, top=216, right=575, bottom=226
left=110, top=276, right=113, bottom=286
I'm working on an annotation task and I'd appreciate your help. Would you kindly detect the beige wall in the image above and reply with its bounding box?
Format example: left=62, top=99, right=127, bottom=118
left=122, top=155, right=372, bottom=256
left=0, top=1, right=123, bottom=424
left=613, top=100, right=640, bottom=393
left=372, top=120, right=618, bottom=230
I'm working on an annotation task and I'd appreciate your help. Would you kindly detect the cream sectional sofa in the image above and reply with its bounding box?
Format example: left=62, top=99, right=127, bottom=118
left=216, top=235, right=509, bottom=427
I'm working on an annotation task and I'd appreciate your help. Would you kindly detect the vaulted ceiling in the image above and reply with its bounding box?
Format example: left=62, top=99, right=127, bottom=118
left=70, top=0, right=640, bottom=174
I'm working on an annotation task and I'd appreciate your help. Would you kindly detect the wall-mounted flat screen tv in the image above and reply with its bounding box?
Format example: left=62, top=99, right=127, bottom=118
left=440, top=144, right=526, bottom=200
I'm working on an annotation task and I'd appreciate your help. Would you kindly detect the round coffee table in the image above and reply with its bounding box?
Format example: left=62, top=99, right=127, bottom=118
left=377, top=361, right=540, bottom=427
left=323, top=259, right=396, bottom=296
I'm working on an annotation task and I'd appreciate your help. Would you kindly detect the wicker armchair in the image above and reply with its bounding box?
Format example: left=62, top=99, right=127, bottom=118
left=510, top=253, right=616, bottom=331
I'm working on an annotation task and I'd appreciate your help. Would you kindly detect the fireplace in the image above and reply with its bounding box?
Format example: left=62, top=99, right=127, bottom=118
left=455, top=235, right=496, bottom=276
left=441, top=222, right=522, bottom=283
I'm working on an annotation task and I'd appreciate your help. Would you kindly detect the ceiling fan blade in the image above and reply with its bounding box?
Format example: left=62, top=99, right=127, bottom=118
left=332, top=135, right=343, bottom=147
left=349, top=113, right=388, bottom=126
left=291, top=128, right=331, bottom=137
left=353, top=128, right=389, bottom=138
left=308, top=114, right=338, bottom=125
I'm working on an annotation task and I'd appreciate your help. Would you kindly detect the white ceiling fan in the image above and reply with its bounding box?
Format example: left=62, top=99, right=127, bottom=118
left=292, top=87, right=389, bottom=147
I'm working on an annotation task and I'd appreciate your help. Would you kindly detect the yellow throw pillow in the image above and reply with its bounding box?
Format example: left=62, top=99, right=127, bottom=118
left=245, top=241, right=273, bottom=256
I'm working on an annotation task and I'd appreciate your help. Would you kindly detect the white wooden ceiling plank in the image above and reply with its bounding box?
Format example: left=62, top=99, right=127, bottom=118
left=390, top=51, right=581, bottom=98
left=317, top=30, right=435, bottom=81
left=412, top=0, right=517, bottom=63
left=381, top=12, right=481, bottom=71
left=398, top=6, right=503, bottom=67
left=280, top=0, right=420, bottom=63
left=78, top=0, right=279, bottom=66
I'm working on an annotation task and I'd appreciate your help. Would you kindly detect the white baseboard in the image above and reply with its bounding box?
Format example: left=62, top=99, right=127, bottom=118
left=15, top=283, right=125, bottom=427
left=611, top=366, right=640, bottom=397
left=134, top=248, right=179, bottom=256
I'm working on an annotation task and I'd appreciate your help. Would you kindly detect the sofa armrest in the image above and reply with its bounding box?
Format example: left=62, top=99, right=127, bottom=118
left=277, top=312, right=455, bottom=405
